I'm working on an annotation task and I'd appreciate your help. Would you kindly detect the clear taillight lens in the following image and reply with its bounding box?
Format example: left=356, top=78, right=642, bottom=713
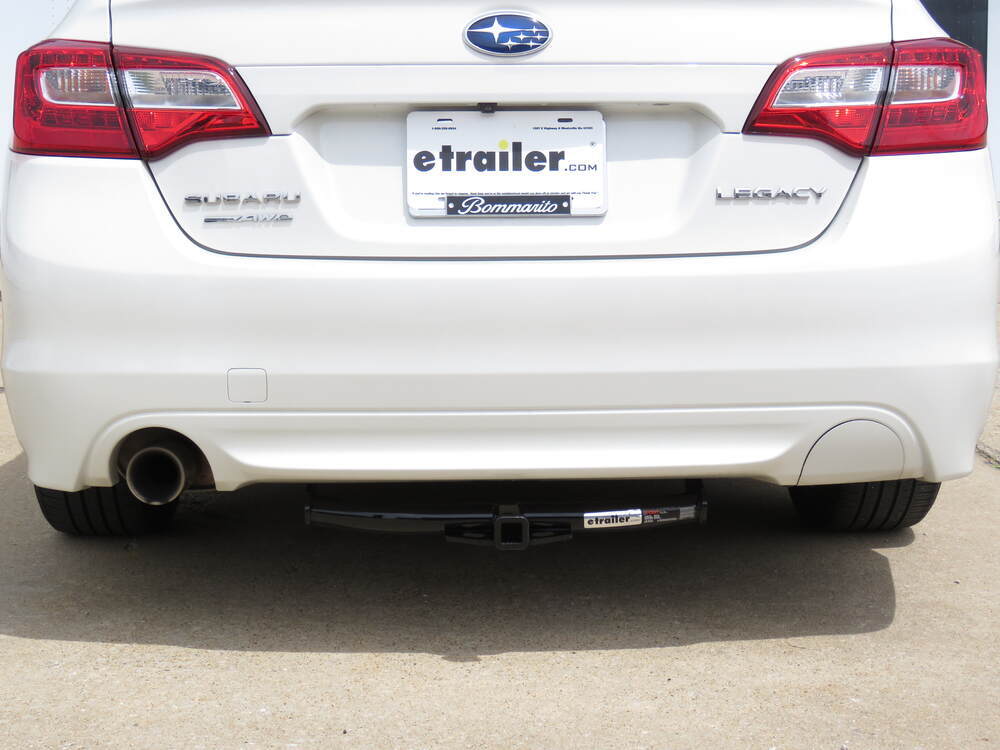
left=39, top=67, right=117, bottom=106
left=771, top=66, right=887, bottom=109
left=889, top=66, right=961, bottom=104
left=12, top=40, right=269, bottom=160
left=122, top=69, right=241, bottom=110
left=744, top=38, right=987, bottom=156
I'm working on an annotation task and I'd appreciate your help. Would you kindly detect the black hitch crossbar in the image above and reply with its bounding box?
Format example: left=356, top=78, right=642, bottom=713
left=306, top=496, right=707, bottom=550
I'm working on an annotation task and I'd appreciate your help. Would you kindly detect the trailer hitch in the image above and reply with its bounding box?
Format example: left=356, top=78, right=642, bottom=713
left=306, top=493, right=707, bottom=550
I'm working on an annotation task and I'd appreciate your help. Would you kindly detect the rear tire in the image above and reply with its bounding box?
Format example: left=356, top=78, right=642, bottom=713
left=790, top=479, right=939, bottom=532
left=34, top=483, right=177, bottom=536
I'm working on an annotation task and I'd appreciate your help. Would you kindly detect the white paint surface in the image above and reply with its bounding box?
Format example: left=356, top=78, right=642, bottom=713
left=2, top=146, right=996, bottom=490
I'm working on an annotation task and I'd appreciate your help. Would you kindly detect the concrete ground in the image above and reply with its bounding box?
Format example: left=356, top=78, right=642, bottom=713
left=0, top=385, right=997, bottom=748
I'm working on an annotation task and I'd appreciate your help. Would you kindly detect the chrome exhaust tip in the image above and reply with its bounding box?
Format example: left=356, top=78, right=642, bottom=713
left=124, top=443, right=195, bottom=506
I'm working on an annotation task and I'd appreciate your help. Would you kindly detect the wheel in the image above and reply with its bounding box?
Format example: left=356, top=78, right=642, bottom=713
left=34, top=483, right=177, bottom=536
left=790, top=479, right=940, bottom=532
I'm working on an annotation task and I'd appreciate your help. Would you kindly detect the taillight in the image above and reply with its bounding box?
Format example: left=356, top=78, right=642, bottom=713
left=113, top=47, right=269, bottom=159
left=13, top=41, right=136, bottom=158
left=743, top=44, right=892, bottom=156
left=12, top=39, right=269, bottom=160
left=744, top=38, right=987, bottom=157
left=874, top=39, right=987, bottom=155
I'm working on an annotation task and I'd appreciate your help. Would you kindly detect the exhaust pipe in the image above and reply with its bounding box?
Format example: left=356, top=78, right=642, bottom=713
left=124, top=440, right=199, bottom=506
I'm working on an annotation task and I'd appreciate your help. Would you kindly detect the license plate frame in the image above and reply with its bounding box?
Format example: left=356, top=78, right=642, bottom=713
left=405, top=110, right=607, bottom=218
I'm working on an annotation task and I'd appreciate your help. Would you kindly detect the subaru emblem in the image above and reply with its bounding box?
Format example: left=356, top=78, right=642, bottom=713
left=463, top=13, right=552, bottom=57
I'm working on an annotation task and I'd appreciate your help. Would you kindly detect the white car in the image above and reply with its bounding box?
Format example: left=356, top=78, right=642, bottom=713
left=2, top=0, right=996, bottom=547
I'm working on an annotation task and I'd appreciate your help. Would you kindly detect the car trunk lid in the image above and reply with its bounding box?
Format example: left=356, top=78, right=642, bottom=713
left=111, top=0, right=891, bottom=259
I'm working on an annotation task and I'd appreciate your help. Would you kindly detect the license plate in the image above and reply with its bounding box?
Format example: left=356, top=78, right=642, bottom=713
left=406, top=110, right=607, bottom=218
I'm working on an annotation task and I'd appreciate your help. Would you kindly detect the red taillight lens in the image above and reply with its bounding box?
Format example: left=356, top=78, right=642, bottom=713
left=744, top=38, right=987, bottom=157
left=113, top=47, right=269, bottom=159
left=12, top=40, right=269, bottom=160
left=873, top=39, right=987, bottom=155
left=12, top=40, right=136, bottom=158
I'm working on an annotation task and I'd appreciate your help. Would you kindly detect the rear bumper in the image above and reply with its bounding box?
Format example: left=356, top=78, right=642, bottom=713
left=60, top=406, right=930, bottom=491
left=1, top=150, right=997, bottom=491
